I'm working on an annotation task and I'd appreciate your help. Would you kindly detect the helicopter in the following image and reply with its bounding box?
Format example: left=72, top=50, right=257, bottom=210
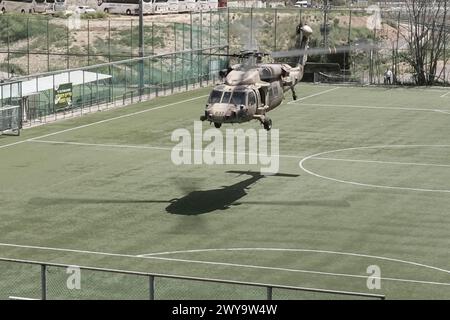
left=200, top=23, right=314, bottom=131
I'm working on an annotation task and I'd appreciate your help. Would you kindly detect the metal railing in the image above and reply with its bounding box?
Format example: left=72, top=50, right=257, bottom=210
left=0, top=257, right=386, bottom=300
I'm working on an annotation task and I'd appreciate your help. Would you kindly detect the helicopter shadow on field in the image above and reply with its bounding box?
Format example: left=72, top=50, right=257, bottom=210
left=164, top=171, right=350, bottom=215
left=27, top=171, right=350, bottom=216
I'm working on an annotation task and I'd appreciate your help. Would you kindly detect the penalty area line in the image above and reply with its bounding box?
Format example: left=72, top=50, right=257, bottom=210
left=294, top=103, right=450, bottom=115
left=311, top=157, right=450, bottom=168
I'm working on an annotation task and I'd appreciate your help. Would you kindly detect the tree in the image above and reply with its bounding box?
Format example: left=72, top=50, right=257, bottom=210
left=400, top=0, right=448, bottom=85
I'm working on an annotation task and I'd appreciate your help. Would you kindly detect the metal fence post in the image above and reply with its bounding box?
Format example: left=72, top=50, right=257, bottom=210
left=96, top=71, right=99, bottom=109
left=274, top=9, right=277, bottom=52
left=111, top=65, right=114, bottom=107
left=218, top=9, right=221, bottom=48
left=130, top=19, right=133, bottom=59
left=152, top=22, right=155, bottom=56
left=171, top=54, right=174, bottom=94
left=27, top=17, right=30, bottom=75
left=41, top=264, right=47, bottom=300
left=199, top=11, right=203, bottom=87
left=160, top=58, right=163, bottom=96
left=109, top=19, right=112, bottom=63
left=82, top=71, right=85, bottom=114
left=6, top=16, right=10, bottom=77
left=227, top=7, right=230, bottom=55
left=47, top=17, right=50, bottom=72
left=149, top=276, right=155, bottom=300
left=87, top=20, right=90, bottom=66
left=250, top=7, right=253, bottom=49
left=66, top=18, right=70, bottom=70
left=443, top=6, right=447, bottom=84
left=266, top=287, right=272, bottom=300
left=174, top=22, right=177, bottom=52
left=209, top=10, right=212, bottom=85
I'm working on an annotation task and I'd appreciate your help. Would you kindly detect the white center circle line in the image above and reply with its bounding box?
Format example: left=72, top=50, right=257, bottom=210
left=299, top=145, right=450, bottom=193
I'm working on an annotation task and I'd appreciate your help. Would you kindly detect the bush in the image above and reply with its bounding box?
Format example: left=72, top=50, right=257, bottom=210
left=80, top=12, right=108, bottom=20
left=51, top=12, right=72, bottom=19
left=0, top=14, right=66, bottom=44
left=0, top=62, right=26, bottom=76
left=116, top=25, right=165, bottom=48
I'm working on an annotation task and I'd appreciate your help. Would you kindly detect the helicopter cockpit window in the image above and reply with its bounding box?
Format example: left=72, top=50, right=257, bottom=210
left=230, top=91, right=246, bottom=106
left=221, top=92, right=232, bottom=104
left=209, top=90, right=222, bottom=104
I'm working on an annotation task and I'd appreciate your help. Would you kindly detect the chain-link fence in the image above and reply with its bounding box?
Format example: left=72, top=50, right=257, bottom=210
left=0, top=258, right=386, bottom=300
left=0, top=9, right=230, bottom=78
left=226, top=6, right=449, bottom=86
left=0, top=44, right=228, bottom=127
left=1, top=7, right=448, bottom=88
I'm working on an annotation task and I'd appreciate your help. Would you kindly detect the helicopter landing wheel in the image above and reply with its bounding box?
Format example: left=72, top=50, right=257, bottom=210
left=214, top=122, right=222, bottom=129
left=263, top=118, right=272, bottom=131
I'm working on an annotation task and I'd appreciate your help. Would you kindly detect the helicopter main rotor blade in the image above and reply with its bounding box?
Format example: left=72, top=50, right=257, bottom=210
left=271, top=43, right=378, bottom=59
left=205, top=53, right=244, bottom=57
left=203, top=52, right=271, bottom=58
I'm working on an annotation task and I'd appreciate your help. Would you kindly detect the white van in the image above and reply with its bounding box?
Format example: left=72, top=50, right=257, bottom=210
left=294, top=1, right=309, bottom=8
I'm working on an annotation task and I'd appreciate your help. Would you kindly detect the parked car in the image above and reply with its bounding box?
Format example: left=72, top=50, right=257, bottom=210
left=74, top=6, right=96, bottom=14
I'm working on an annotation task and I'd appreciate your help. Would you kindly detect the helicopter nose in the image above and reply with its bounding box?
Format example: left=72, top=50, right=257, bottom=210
left=207, top=104, right=235, bottom=122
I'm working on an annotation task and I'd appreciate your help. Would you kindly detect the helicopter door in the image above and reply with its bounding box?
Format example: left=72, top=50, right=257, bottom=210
left=268, top=82, right=283, bottom=111
left=258, top=87, right=267, bottom=106
left=248, top=90, right=257, bottom=116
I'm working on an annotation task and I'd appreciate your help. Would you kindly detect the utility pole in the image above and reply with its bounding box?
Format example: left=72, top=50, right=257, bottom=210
left=139, top=0, right=144, bottom=98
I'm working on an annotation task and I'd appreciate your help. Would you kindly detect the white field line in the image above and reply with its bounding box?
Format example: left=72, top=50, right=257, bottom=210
left=0, top=243, right=448, bottom=287
left=299, top=144, right=450, bottom=193
left=312, top=157, right=450, bottom=169
left=295, top=103, right=448, bottom=114
left=287, top=87, right=340, bottom=105
left=0, top=140, right=30, bottom=150
left=29, top=139, right=306, bottom=160
left=440, top=91, right=450, bottom=98
left=138, top=247, right=450, bottom=275
left=0, top=94, right=208, bottom=151
left=435, top=109, right=450, bottom=115
left=32, top=140, right=176, bottom=152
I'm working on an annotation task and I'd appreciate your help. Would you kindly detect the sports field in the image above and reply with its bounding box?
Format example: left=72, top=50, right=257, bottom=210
left=0, top=84, right=449, bottom=299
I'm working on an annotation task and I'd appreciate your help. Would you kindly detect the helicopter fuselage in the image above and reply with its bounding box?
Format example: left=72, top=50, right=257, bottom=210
left=201, top=63, right=303, bottom=130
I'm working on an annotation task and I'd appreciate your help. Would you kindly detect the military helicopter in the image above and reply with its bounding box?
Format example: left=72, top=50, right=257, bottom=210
left=200, top=23, right=314, bottom=131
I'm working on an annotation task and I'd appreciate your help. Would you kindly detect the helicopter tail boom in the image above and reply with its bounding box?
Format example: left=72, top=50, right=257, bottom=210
left=296, top=24, right=313, bottom=67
